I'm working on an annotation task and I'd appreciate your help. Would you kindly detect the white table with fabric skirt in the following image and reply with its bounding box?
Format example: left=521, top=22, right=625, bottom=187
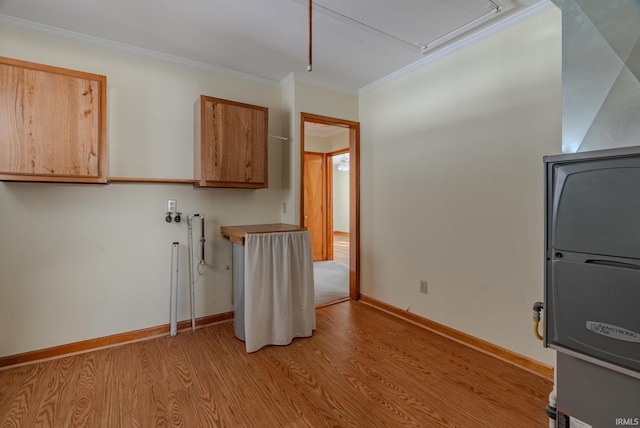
left=220, top=224, right=316, bottom=353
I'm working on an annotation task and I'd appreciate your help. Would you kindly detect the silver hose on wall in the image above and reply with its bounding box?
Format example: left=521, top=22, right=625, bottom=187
left=187, top=214, right=205, bottom=331
left=170, top=242, right=179, bottom=336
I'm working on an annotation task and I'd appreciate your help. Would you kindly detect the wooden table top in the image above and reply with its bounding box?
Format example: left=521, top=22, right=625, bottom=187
left=220, top=223, right=306, bottom=245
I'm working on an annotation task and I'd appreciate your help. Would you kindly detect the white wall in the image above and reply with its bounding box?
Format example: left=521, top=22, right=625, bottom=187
left=280, top=80, right=359, bottom=226
left=279, top=75, right=295, bottom=224
left=1, top=8, right=562, bottom=367
left=303, top=132, right=349, bottom=154
left=0, top=26, right=284, bottom=357
left=327, top=132, right=350, bottom=233
left=358, top=8, right=562, bottom=364
left=303, top=135, right=327, bottom=153
left=332, top=162, right=349, bottom=233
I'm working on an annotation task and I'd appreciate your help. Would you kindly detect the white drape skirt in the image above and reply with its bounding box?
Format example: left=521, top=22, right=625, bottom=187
left=243, top=230, right=316, bottom=353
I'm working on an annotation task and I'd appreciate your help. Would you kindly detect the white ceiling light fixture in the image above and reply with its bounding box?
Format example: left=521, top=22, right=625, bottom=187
left=337, top=154, right=349, bottom=172
left=418, top=1, right=508, bottom=54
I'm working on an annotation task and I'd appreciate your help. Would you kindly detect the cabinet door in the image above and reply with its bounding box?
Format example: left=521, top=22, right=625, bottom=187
left=197, top=96, right=268, bottom=188
left=0, top=57, right=107, bottom=183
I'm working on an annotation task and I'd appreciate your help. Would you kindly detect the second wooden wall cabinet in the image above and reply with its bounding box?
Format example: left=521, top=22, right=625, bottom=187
left=0, top=56, right=107, bottom=183
left=194, top=96, right=268, bottom=188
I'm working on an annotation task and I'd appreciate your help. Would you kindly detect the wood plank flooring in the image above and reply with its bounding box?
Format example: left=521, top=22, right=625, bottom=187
left=0, top=301, right=552, bottom=427
left=333, top=233, right=349, bottom=265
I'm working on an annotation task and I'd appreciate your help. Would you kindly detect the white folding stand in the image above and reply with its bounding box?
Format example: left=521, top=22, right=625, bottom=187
left=170, top=242, right=179, bottom=336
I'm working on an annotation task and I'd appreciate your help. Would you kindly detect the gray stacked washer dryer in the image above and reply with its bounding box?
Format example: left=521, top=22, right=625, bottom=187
left=545, top=147, right=640, bottom=427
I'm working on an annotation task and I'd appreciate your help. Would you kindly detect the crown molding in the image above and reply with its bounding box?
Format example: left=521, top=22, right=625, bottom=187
left=0, top=14, right=281, bottom=88
left=280, top=72, right=296, bottom=87
left=1, top=0, right=557, bottom=98
left=279, top=71, right=358, bottom=96
left=358, top=0, right=557, bottom=95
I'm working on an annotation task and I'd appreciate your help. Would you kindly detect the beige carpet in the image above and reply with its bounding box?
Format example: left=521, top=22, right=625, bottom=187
left=314, top=261, right=349, bottom=306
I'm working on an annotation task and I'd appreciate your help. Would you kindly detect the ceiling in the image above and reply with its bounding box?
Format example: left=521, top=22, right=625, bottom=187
left=305, top=122, right=348, bottom=138
left=0, top=0, right=547, bottom=93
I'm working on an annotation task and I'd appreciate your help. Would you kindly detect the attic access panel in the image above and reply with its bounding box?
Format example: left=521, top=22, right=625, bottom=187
left=314, top=0, right=511, bottom=52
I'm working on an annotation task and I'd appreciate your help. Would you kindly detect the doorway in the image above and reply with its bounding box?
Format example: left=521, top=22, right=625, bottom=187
left=300, top=113, right=360, bottom=301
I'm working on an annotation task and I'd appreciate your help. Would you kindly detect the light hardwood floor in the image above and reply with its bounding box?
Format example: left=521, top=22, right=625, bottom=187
left=333, top=232, right=349, bottom=265
left=0, top=301, right=551, bottom=427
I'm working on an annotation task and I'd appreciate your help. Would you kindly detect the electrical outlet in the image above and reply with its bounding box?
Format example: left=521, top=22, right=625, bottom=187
left=168, top=199, right=177, bottom=213
left=420, top=280, right=428, bottom=294
left=282, top=202, right=287, bottom=214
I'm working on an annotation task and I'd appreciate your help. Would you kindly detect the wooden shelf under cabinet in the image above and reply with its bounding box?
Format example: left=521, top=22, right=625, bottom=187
left=194, top=96, right=268, bottom=188
left=0, top=56, right=107, bottom=183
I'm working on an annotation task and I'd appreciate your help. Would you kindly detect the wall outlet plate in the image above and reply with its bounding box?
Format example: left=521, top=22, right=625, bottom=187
left=168, top=199, right=177, bottom=213
left=420, top=280, right=428, bottom=294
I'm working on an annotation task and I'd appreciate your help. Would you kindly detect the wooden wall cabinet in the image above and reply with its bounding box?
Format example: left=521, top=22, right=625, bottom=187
left=0, top=57, right=107, bottom=183
left=194, top=96, right=268, bottom=188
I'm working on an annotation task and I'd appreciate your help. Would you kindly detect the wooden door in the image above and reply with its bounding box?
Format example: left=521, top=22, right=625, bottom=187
left=301, top=112, right=360, bottom=301
left=304, top=152, right=325, bottom=261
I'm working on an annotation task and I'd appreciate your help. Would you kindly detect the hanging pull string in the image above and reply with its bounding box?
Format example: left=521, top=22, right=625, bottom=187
left=197, top=249, right=205, bottom=275
left=308, top=0, right=312, bottom=71
left=198, top=215, right=205, bottom=275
